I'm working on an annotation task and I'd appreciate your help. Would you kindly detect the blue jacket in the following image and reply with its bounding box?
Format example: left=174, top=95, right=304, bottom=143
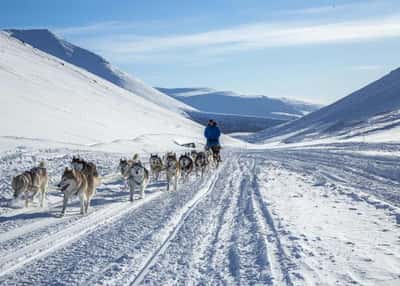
left=204, top=125, right=221, bottom=147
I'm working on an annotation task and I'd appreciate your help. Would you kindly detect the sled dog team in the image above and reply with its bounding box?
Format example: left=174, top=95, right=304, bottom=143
left=11, top=150, right=218, bottom=216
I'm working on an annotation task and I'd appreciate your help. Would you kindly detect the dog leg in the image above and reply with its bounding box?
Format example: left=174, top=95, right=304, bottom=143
left=140, top=184, right=144, bottom=199
left=24, top=190, right=29, bottom=208
left=130, top=183, right=134, bottom=202
left=79, top=195, right=85, bottom=215
left=61, top=195, right=68, bottom=216
left=85, top=200, right=89, bottom=214
left=174, top=176, right=178, bottom=191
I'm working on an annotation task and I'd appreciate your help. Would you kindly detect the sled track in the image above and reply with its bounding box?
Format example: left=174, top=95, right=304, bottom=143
left=129, top=162, right=224, bottom=286
left=0, top=178, right=163, bottom=278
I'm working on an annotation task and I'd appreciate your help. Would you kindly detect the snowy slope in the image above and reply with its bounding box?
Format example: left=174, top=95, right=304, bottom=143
left=157, top=87, right=321, bottom=120
left=6, top=29, right=194, bottom=114
left=0, top=31, right=213, bottom=153
left=250, top=67, right=400, bottom=144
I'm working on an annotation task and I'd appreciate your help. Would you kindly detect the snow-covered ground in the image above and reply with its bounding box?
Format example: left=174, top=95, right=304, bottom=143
left=0, top=144, right=399, bottom=285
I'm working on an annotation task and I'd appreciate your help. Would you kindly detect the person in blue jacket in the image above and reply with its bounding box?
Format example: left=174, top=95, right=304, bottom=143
left=204, top=119, right=221, bottom=161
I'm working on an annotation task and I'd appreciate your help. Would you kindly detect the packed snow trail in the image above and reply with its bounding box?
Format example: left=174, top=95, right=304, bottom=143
left=0, top=145, right=399, bottom=285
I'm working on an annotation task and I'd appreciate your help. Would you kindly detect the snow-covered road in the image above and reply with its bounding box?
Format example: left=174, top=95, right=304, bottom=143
left=0, top=146, right=399, bottom=285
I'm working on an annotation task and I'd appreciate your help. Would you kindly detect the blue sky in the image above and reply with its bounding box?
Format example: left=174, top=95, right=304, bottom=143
left=1, top=0, right=400, bottom=104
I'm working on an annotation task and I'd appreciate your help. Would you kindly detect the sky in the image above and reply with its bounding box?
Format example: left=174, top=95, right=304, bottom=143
left=1, top=0, right=400, bottom=104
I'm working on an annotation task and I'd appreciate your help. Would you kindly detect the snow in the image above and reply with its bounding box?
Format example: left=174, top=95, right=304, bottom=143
left=6, top=29, right=195, bottom=115
left=1, top=25, right=400, bottom=286
left=0, top=31, right=240, bottom=153
left=1, top=146, right=399, bottom=285
left=157, top=87, right=321, bottom=120
left=250, top=67, right=400, bottom=145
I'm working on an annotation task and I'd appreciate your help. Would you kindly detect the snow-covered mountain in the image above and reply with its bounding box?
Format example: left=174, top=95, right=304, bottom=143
left=250, top=67, right=400, bottom=144
left=0, top=31, right=225, bottom=153
left=6, top=29, right=194, bottom=115
left=157, top=87, right=321, bottom=120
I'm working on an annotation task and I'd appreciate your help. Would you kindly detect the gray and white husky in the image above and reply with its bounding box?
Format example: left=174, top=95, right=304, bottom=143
left=194, top=151, right=208, bottom=178
left=12, top=161, right=49, bottom=207
left=149, top=154, right=163, bottom=181
left=165, top=152, right=180, bottom=191
left=127, top=162, right=149, bottom=201
left=179, top=153, right=193, bottom=182
left=58, top=167, right=100, bottom=216
left=119, top=155, right=149, bottom=201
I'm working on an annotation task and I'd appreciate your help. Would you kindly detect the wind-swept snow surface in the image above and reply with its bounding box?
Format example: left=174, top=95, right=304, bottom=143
left=250, top=67, right=400, bottom=144
left=0, top=31, right=208, bottom=152
left=0, top=145, right=399, bottom=285
left=6, top=29, right=194, bottom=114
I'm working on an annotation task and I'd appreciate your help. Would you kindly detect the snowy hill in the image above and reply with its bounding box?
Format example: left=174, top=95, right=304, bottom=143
left=249, top=67, right=400, bottom=144
left=157, top=87, right=321, bottom=120
left=0, top=31, right=218, bottom=153
left=6, top=29, right=194, bottom=114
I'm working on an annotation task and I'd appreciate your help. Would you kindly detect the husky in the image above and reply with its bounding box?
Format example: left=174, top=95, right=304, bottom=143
left=149, top=154, right=163, bottom=181
left=179, top=153, right=194, bottom=182
left=194, top=151, right=208, bottom=178
left=58, top=167, right=100, bottom=216
left=190, top=150, right=198, bottom=161
left=12, top=161, right=49, bottom=207
left=119, top=158, right=132, bottom=179
left=119, top=154, right=141, bottom=178
left=71, top=156, right=99, bottom=177
left=165, top=152, right=180, bottom=191
left=126, top=161, right=149, bottom=201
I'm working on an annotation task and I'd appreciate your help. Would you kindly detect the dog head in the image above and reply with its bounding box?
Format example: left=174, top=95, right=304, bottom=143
left=119, top=158, right=130, bottom=176
left=71, top=156, right=84, bottom=171
left=149, top=154, right=162, bottom=166
left=179, top=154, right=193, bottom=168
left=130, top=163, right=146, bottom=180
left=58, top=167, right=78, bottom=193
left=195, top=152, right=207, bottom=166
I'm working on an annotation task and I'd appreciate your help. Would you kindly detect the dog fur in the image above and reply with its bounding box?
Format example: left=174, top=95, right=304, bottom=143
left=12, top=161, right=49, bottom=207
left=71, top=156, right=99, bottom=177
left=149, top=154, right=163, bottom=181
left=165, top=152, right=180, bottom=191
left=194, top=151, right=208, bottom=178
left=58, top=166, right=100, bottom=216
left=179, top=153, right=194, bottom=182
left=127, top=161, right=149, bottom=201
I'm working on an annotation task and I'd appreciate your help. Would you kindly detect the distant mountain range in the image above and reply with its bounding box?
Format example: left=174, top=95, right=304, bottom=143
left=6, top=29, right=322, bottom=134
left=249, top=67, right=400, bottom=144
left=157, top=87, right=321, bottom=121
